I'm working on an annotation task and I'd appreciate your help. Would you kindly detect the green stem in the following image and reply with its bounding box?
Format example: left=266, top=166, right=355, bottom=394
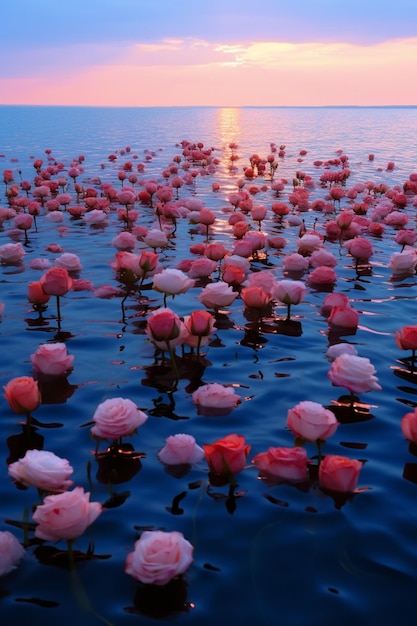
left=165, top=340, right=179, bottom=385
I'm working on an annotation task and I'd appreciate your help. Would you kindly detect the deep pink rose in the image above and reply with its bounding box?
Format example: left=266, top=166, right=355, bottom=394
left=328, top=305, right=359, bottom=329
left=252, top=446, right=309, bottom=482
left=8, top=449, right=74, bottom=492
left=145, top=307, right=188, bottom=350
left=125, top=530, right=194, bottom=586
left=203, top=433, right=250, bottom=476
left=0, top=531, right=25, bottom=577
left=33, top=487, right=102, bottom=541
left=40, top=267, right=73, bottom=296
left=396, top=325, right=417, bottom=351
left=91, top=397, right=148, bottom=440
left=401, top=408, right=417, bottom=444
left=241, top=286, right=272, bottom=309
left=31, top=342, right=74, bottom=376
left=27, top=281, right=51, bottom=305
left=286, top=400, right=338, bottom=442
left=319, top=454, right=363, bottom=493
left=183, top=310, right=216, bottom=348
left=4, top=376, right=41, bottom=414
left=343, top=236, right=373, bottom=260
left=158, top=434, right=205, bottom=465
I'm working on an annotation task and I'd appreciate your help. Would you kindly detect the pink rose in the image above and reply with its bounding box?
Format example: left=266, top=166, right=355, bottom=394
left=241, top=286, right=272, bottom=309
left=390, top=251, right=417, bottom=276
left=14, top=213, right=33, bottom=231
left=192, top=382, right=241, bottom=415
left=204, top=243, right=228, bottom=261
left=143, top=228, right=169, bottom=250
left=183, top=310, right=216, bottom=348
left=328, top=354, right=381, bottom=394
left=309, top=249, right=338, bottom=268
left=297, top=234, right=323, bottom=254
left=307, top=266, right=337, bottom=287
left=286, top=400, right=339, bottom=442
left=0, top=531, right=25, bottom=577
left=188, top=257, right=218, bottom=278
left=8, top=449, right=74, bottom=492
left=343, top=236, right=373, bottom=260
left=318, top=454, right=363, bottom=493
left=145, top=307, right=188, bottom=350
left=252, top=446, right=309, bottom=482
left=31, top=342, right=74, bottom=376
left=203, top=433, right=250, bottom=476
left=33, top=487, right=102, bottom=541
left=91, top=397, right=148, bottom=440
left=152, top=268, right=194, bottom=296
left=125, top=530, right=194, bottom=586
left=198, top=281, right=238, bottom=309
left=246, top=270, right=277, bottom=295
left=4, top=376, right=41, bottom=414
left=326, top=343, right=358, bottom=361
left=328, top=305, right=359, bottom=329
left=282, top=253, right=309, bottom=273
left=40, top=267, right=73, bottom=296
left=401, top=408, right=417, bottom=444
left=158, top=434, right=205, bottom=465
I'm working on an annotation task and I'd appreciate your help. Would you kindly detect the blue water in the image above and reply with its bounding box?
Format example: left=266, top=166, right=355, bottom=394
left=1, top=106, right=417, bottom=625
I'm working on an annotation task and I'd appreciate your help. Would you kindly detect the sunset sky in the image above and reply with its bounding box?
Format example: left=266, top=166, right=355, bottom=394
left=1, top=0, right=417, bottom=107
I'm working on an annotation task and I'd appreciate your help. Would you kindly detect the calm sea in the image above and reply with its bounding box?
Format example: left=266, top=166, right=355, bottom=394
left=1, top=105, right=417, bottom=626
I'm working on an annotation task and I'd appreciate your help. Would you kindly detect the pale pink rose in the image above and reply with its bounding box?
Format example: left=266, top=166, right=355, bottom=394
left=33, top=487, right=102, bottom=541
left=188, top=257, right=218, bottom=278
left=328, top=354, right=381, bottom=394
left=45, top=211, right=64, bottom=223
left=72, top=278, right=94, bottom=292
left=54, top=252, right=82, bottom=272
left=94, top=284, right=125, bottom=298
left=152, top=268, right=194, bottom=296
left=31, top=342, right=74, bottom=376
left=28, top=258, right=51, bottom=270
left=14, top=213, right=33, bottom=231
left=328, top=305, right=359, bottom=329
left=384, top=210, right=409, bottom=227
left=198, top=282, right=238, bottom=309
left=83, top=209, right=108, bottom=224
left=0, top=531, right=25, bottom=577
left=321, top=293, right=350, bottom=315
left=252, top=446, right=309, bottom=482
left=91, top=397, right=148, bottom=440
left=158, top=434, right=205, bottom=465
left=0, top=242, right=26, bottom=263
left=401, top=408, right=417, bottom=444
left=143, top=228, right=168, bottom=249
left=8, top=449, right=74, bottom=492
left=145, top=307, right=188, bottom=350
left=282, top=253, right=309, bottom=273
left=243, top=231, right=266, bottom=253
left=125, top=530, right=194, bottom=586
left=326, top=343, right=358, bottom=361
left=395, top=229, right=417, bottom=247
left=297, top=234, right=323, bottom=254
left=318, top=454, right=363, bottom=493
left=273, top=279, right=306, bottom=305
left=192, top=382, right=241, bottom=415
left=111, top=231, right=136, bottom=250
left=232, top=240, right=254, bottom=257
left=286, top=400, right=339, bottom=442
left=389, top=251, right=417, bottom=275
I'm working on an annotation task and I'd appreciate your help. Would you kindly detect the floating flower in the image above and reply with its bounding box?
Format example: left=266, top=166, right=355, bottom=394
left=318, top=454, right=363, bottom=493
left=286, top=400, right=338, bottom=443
left=8, top=449, right=74, bottom=493
left=252, top=446, right=309, bottom=482
left=198, top=281, right=238, bottom=310
left=32, top=487, right=102, bottom=542
left=91, top=397, right=148, bottom=440
left=4, top=376, right=41, bottom=415
left=31, top=342, right=74, bottom=376
left=401, top=407, right=417, bottom=444
left=0, top=531, right=25, bottom=577
left=192, top=382, right=241, bottom=415
left=203, top=433, right=250, bottom=478
left=328, top=354, right=381, bottom=395
left=158, top=434, right=205, bottom=465
left=125, top=530, right=194, bottom=586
